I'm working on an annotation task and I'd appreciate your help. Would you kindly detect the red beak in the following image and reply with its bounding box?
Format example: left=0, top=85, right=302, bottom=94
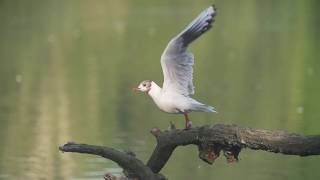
left=132, top=87, right=140, bottom=93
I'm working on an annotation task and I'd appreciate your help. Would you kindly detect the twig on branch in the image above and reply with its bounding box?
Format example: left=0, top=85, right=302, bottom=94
left=59, top=123, right=320, bottom=180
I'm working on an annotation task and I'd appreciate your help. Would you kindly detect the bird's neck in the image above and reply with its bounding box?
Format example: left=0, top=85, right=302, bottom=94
left=148, top=81, right=162, bottom=99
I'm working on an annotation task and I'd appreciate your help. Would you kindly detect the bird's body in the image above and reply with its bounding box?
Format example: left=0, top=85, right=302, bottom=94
left=148, top=81, right=214, bottom=114
left=134, top=5, right=217, bottom=129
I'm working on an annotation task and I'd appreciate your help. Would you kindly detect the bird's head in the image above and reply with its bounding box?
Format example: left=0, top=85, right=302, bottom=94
left=133, top=80, right=152, bottom=93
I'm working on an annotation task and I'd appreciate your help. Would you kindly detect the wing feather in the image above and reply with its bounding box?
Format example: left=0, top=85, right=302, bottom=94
left=161, top=5, right=217, bottom=96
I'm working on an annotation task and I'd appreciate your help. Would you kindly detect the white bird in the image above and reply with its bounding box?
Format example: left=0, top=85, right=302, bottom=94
left=133, top=5, right=217, bottom=129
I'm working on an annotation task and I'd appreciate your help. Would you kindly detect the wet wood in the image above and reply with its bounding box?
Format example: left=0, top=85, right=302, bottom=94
left=147, top=124, right=320, bottom=173
left=59, top=143, right=162, bottom=180
left=59, top=123, right=320, bottom=179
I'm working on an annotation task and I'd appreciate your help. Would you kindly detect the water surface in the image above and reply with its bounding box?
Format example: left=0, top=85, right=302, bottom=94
left=0, top=0, right=320, bottom=179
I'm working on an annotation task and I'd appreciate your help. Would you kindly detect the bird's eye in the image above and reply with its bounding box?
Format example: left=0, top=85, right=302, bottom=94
left=143, top=84, right=146, bottom=87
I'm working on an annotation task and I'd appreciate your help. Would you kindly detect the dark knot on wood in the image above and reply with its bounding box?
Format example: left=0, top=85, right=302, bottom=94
left=198, top=143, right=222, bottom=164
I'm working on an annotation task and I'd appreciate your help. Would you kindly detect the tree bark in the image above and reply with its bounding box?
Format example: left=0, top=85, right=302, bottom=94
left=59, top=124, right=320, bottom=179
left=59, top=143, right=163, bottom=180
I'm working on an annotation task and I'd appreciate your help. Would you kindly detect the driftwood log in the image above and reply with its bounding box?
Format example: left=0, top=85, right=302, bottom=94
left=59, top=124, right=320, bottom=180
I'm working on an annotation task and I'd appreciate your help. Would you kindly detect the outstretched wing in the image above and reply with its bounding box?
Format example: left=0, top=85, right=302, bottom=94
left=161, top=5, right=217, bottom=96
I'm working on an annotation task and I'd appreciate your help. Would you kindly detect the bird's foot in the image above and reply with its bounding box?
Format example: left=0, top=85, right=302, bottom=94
left=184, top=120, right=192, bottom=130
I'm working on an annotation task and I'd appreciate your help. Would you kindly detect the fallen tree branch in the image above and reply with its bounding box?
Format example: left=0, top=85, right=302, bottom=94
left=59, top=124, right=320, bottom=179
left=147, top=124, right=320, bottom=173
left=59, top=143, right=163, bottom=180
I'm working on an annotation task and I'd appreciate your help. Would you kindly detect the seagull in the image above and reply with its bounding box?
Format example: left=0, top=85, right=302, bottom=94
left=133, top=5, right=217, bottom=129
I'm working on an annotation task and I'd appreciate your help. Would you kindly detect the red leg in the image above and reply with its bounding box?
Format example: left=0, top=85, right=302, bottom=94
left=183, top=113, right=192, bottom=129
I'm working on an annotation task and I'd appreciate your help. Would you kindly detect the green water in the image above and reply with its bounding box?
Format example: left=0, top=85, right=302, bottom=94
left=0, top=0, right=319, bottom=179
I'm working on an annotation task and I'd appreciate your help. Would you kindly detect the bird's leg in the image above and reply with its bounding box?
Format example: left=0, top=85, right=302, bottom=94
left=183, top=113, right=192, bottom=129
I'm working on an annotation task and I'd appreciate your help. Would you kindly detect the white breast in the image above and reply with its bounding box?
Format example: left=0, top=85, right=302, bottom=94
left=153, top=93, right=181, bottom=114
left=147, top=82, right=183, bottom=113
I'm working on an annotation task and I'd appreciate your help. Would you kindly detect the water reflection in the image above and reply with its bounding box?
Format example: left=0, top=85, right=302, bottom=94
left=0, top=0, right=319, bottom=180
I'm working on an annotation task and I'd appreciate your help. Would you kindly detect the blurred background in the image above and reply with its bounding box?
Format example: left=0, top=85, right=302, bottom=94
left=0, top=0, right=319, bottom=179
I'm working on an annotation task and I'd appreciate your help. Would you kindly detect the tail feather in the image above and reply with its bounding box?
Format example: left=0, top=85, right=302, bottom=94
left=193, top=104, right=217, bottom=113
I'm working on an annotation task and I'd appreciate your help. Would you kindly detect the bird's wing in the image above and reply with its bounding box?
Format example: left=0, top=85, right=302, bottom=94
left=161, top=5, right=217, bottom=96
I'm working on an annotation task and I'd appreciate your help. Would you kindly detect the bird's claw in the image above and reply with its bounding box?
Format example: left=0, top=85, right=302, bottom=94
left=185, top=120, right=192, bottom=130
